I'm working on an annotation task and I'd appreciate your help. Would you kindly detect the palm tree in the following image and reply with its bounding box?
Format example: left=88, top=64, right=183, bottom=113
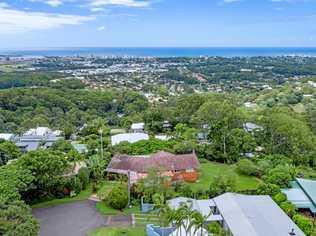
left=152, top=193, right=176, bottom=236
left=178, top=201, right=194, bottom=236
left=189, top=211, right=206, bottom=236
left=174, top=207, right=187, bottom=236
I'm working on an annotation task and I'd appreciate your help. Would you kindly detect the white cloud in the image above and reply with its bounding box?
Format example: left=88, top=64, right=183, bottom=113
left=0, top=2, right=9, bottom=8
left=0, top=5, right=94, bottom=34
left=28, top=0, right=67, bottom=7
left=97, top=25, right=105, bottom=31
left=90, top=7, right=106, bottom=12
left=90, top=0, right=151, bottom=8
left=223, top=0, right=241, bottom=3
left=45, top=0, right=63, bottom=7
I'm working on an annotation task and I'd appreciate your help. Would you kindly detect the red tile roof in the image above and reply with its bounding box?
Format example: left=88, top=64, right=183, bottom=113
left=107, top=151, right=200, bottom=173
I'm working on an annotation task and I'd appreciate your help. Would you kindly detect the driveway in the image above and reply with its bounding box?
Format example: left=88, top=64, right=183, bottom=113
left=33, top=200, right=106, bottom=236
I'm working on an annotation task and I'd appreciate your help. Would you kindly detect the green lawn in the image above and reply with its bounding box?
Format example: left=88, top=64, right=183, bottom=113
left=96, top=202, right=142, bottom=215
left=190, top=161, right=260, bottom=191
left=97, top=181, right=122, bottom=198
left=31, top=184, right=93, bottom=208
left=88, top=227, right=146, bottom=236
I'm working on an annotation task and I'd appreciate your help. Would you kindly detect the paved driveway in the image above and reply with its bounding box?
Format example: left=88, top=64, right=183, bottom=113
left=33, top=200, right=106, bottom=236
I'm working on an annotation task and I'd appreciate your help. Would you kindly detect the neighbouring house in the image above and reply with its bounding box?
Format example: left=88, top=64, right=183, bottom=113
left=162, top=120, right=172, bottom=130
left=106, top=151, right=200, bottom=183
left=282, top=178, right=316, bottom=215
left=244, top=102, right=257, bottom=109
left=71, top=142, right=88, bottom=154
left=111, top=133, right=149, bottom=146
left=243, top=122, right=264, bottom=133
left=131, top=122, right=145, bottom=133
left=0, top=133, right=15, bottom=141
left=154, top=134, right=171, bottom=141
left=15, top=127, right=63, bottom=152
left=213, top=193, right=304, bottom=236
left=197, top=124, right=210, bottom=144
left=167, top=193, right=304, bottom=236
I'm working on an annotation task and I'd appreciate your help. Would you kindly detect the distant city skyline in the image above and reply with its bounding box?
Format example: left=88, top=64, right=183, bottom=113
left=0, top=0, right=316, bottom=48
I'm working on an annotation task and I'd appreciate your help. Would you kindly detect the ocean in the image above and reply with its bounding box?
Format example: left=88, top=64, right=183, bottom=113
left=1, top=47, right=316, bottom=57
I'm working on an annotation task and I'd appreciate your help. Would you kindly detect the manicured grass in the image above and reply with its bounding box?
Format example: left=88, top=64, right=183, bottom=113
left=190, top=161, right=260, bottom=191
left=31, top=184, right=93, bottom=208
left=97, top=180, right=122, bottom=198
left=88, top=227, right=146, bottom=236
left=96, top=202, right=142, bottom=215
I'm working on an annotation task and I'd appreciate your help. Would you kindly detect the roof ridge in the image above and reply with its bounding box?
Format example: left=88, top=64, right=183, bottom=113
left=295, top=178, right=316, bottom=208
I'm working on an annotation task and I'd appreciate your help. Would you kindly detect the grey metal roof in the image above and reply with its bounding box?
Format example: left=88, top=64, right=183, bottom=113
left=167, top=197, right=219, bottom=222
left=16, top=141, right=40, bottom=151
left=213, top=193, right=305, bottom=236
left=111, top=133, right=149, bottom=145
left=283, top=178, right=316, bottom=213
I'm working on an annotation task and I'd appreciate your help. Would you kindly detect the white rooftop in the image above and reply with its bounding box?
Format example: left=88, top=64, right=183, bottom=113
left=168, top=197, right=218, bottom=221
left=213, top=193, right=304, bottom=236
left=111, top=133, right=149, bottom=146
left=131, top=123, right=145, bottom=130
left=0, top=133, right=14, bottom=141
left=24, top=127, right=51, bottom=136
left=154, top=134, right=171, bottom=141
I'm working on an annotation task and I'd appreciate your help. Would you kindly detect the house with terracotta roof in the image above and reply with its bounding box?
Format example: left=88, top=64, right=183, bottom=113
left=106, top=151, right=200, bottom=183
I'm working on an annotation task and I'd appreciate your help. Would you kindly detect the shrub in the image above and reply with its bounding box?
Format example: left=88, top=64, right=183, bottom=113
left=107, top=185, right=128, bottom=210
left=199, top=158, right=208, bottom=164
left=256, top=159, right=273, bottom=175
left=293, top=214, right=314, bottom=236
left=263, top=165, right=295, bottom=187
left=208, top=174, right=237, bottom=198
left=236, top=159, right=260, bottom=176
left=65, top=176, right=83, bottom=194
left=73, top=177, right=83, bottom=194
left=0, top=200, right=39, bottom=236
left=77, top=167, right=90, bottom=189
left=256, top=183, right=280, bottom=196
left=176, top=183, right=193, bottom=198
left=273, top=192, right=287, bottom=204
left=280, top=201, right=296, bottom=217
left=207, top=222, right=228, bottom=236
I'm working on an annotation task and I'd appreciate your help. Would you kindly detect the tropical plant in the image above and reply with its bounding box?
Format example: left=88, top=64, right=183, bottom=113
left=0, top=200, right=39, bottom=236
left=107, top=185, right=128, bottom=210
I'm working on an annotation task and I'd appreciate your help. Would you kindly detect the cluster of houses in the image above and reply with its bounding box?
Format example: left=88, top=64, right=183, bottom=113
left=104, top=148, right=313, bottom=236
left=0, top=127, right=63, bottom=153
left=1, top=123, right=313, bottom=235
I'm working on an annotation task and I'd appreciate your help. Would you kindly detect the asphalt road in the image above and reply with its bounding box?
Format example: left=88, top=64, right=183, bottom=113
left=33, top=200, right=106, bottom=236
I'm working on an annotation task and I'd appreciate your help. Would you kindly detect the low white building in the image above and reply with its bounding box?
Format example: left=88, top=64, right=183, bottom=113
left=0, top=133, right=15, bottom=141
left=111, top=133, right=149, bottom=146
left=154, top=135, right=171, bottom=141
left=16, top=127, right=63, bottom=152
left=24, top=127, right=51, bottom=136
left=131, top=123, right=145, bottom=133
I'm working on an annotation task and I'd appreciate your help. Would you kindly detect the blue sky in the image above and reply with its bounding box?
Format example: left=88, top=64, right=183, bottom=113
left=0, top=0, right=316, bottom=48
